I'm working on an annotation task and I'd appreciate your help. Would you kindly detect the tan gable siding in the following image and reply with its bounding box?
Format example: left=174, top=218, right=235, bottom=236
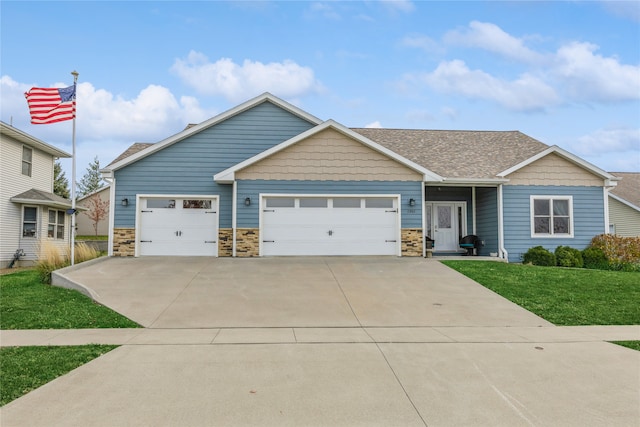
left=236, top=128, right=422, bottom=181
left=506, top=153, right=603, bottom=186
left=609, top=197, right=640, bottom=237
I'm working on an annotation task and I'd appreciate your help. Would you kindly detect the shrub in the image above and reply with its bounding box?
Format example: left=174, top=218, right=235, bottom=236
left=590, top=234, right=640, bottom=271
left=523, top=246, right=556, bottom=266
left=582, top=247, right=609, bottom=270
left=555, top=246, right=583, bottom=268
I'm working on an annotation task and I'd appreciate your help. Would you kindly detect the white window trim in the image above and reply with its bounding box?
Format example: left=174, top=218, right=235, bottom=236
left=47, top=208, right=66, bottom=240
left=530, top=195, right=574, bottom=238
left=22, top=145, right=33, bottom=177
left=22, top=205, right=38, bottom=239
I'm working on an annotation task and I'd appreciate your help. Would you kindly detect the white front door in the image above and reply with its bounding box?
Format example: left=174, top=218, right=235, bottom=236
left=139, top=197, right=218, bottom=256
left=430, top=202, right=466, bottom=252
left=261, top=196, right=400, bottom=256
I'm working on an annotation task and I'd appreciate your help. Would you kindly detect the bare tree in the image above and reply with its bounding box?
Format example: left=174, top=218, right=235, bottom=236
left=83, top=194, right=109, bottom=236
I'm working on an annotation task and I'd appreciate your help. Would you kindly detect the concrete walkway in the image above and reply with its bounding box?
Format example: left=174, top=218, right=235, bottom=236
left=1, top=257, right=639, bottom=426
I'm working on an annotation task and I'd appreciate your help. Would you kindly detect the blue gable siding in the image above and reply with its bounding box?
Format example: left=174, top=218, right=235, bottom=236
left=475, top=187, right=498, bottom=256
left=503, top=185, right=605, bottom=262
left=236, top=180, right=423, bottom=228
left=114, top=102, right=316, bottom=228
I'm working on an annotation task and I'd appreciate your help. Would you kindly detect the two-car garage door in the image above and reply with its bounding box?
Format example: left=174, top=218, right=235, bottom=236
left=261, top=196, right=400, bottom=256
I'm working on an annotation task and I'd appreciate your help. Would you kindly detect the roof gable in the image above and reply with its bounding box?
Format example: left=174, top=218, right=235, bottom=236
left=498, top=145, right=617, bottom=185
left=103, top=93, right=322, bottom=172
left=610, top=172, right=640, bottom=209
left=215, top=120, right=442, bottom=183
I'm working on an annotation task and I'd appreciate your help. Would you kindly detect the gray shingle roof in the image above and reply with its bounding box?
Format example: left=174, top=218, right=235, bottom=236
left=10, top=188, right=72, bottom=208
left=610, top=172, right=640, bottom=208
left=106, top=143, right=155, bottom=167
left=351, top=129, right=549, bottom=179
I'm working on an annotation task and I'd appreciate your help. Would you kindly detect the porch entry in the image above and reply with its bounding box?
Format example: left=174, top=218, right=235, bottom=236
left=425, top=202, right=467, bottom=252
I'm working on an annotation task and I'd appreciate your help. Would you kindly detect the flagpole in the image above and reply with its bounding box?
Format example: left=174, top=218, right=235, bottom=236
left=70, top=70, right=78, bottom=266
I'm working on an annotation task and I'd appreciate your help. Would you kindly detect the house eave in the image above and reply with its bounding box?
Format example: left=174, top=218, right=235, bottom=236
left=426, top=177, right=510, bottom=186
left=609, top=193, right=640, bottom=213
left=1, top=121, right=71, bottom=158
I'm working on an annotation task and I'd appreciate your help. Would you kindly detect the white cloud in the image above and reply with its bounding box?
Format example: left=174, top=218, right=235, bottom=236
left=309, top=2, right=341, bottom=20
left=380, top=0, right=415, bottom=13
left=553, top=42, right=640, bottom=103
left=365, top=120, right=383, bottom=128
left=1, top=75, right=213, bottom=144
left=400, top=35, right=443, bottom=54
left=600, top=0, right=640, bottom=23
left=573, top=127, right=640, bottom=156
left=411, top=60, right=559, bottom=112
left=444, top=21, right=545, bottom=64
left=171, top=51, right=323, bottom=103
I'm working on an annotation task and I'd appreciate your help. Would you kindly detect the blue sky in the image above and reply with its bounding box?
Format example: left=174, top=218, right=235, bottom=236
left=2, top=1, right=639, bottom=181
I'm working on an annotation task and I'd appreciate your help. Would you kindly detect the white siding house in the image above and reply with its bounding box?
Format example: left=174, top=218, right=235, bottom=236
left=76, top=185, right=110, bottom=236
left=0, top=122, right=73, bottom=267
left=609, top=172, right=640, bottom=237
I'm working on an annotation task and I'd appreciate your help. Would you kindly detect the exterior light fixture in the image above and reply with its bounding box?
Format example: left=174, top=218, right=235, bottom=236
left=409, top=198, right=416, bottom=206
left=244, top=197, right=251, bottom=206
left=121, top=198, right=129, bottom=207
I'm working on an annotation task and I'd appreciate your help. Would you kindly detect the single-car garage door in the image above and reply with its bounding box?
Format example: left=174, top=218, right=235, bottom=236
left=139, top=197, right=218, bottom=256
left=261, top=195, right=399, bottom=256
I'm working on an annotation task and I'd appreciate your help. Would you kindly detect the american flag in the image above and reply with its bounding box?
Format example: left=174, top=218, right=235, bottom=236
left=24, top=85, right=76, bottom=124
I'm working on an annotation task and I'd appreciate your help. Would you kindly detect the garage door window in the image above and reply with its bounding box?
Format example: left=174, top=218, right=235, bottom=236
left=300, top=198, right=328, bottom=208
left=147, top=199, right=175, bottom=209
left=365, top=198, right=394, bottom=208
left=183, top=200, right=212, bottom=209
left=266, top=198, right=295, bottom=208
left=333, top=198, right=361, bottom=208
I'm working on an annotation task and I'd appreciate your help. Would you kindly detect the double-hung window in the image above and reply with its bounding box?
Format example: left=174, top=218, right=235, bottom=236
left=23, top=206, right=37, bottom=237
left=22, top=146, right=33, bottom=176
left=48, top=209, right=66, bottom=239
left=531, top=196, right=573, bottom=237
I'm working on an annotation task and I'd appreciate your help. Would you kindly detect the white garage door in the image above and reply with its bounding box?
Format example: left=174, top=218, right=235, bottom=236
left=261, top=196, right=399, bottom=256
left=139, top=197, right=218, bottom=256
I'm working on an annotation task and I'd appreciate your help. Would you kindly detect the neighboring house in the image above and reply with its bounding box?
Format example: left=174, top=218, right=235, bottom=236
left=76, top=185, right=110, bottom=236
left=608, top=172, right=640, bottom=237
left=0, top=121, right=73, bottom=268
left=101, top=93, right=617, bottom=263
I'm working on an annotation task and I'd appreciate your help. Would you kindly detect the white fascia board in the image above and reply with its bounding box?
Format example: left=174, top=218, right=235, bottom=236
left=105, top=93, right=323, bottom=172
left=609, top=193, right=640, bottom=213
left=497, top=145, right=617, bottom=181
left=214, top=119, right=444, bottom=183
left=436, top=177, right=510, bottom=185
left=1, top=121, right=71, bottom=158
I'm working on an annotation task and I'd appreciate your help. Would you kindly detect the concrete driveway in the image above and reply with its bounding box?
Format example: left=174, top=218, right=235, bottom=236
left=52, top=256, right=550, bottom=328
left=2, top=257, right=639, bottom=426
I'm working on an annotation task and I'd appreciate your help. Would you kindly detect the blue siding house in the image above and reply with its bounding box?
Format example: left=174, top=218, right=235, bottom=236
left=102, top=93, right=617, bottom=261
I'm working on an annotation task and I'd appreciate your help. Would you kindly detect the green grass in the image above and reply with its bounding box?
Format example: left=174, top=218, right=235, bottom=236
left=76, top=235, right=108, bottom=241
left=1, top=270, right=140, bottom=329
left=0, top=345, right=117, bottom=406
left=612, top=341, right=640, bottom=351
left=442, top=261, right=640, bottom=326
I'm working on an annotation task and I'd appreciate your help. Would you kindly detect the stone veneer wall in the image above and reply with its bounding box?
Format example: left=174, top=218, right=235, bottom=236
left=113, top=228, right=135, bottom=257
left=236, top=228, right=260, bottom=257
left=218, top=228, right=233, bottom=257
left=401, top=228, right=423, bottom=257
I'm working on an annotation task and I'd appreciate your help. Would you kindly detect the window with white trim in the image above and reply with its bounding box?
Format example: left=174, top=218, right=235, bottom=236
left=531, top=196, right=573, bottom=237
left=22, top=146, right=33, bottom=176
left=47, top=209, right=65, bottom=239
left=23, top=206, right=37, bottom=238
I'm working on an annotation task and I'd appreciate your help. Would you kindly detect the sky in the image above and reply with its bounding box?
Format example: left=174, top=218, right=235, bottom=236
left=1, top=0, right=639, bottom=185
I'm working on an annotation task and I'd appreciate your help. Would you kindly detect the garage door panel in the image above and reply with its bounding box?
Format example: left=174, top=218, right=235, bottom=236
left=139, top=197, right=218, bottom=256
left=262, top=196, right=399, bottom=256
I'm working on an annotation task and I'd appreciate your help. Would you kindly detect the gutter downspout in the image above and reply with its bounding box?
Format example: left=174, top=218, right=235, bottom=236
left=497, top=184, right=508, bottom=262
left=422, top=183, right=426, bottom=257
left=603, top=186, right=610, bottom=234
left=232, top=180, right=237, bottom=257
left=105, top=176, right=115, bottom=257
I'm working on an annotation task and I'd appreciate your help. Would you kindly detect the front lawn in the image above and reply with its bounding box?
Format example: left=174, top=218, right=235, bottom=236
left=442, top=261, right=640, bottom=326
left=0, top=345, right=117, bottom=406
left=1, top=270, right=140, bottom=329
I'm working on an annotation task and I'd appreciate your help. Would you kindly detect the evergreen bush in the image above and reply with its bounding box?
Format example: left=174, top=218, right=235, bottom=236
left=522, top=246, right=556, bottom=266
left=555, top=246, right=584, bottom=268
